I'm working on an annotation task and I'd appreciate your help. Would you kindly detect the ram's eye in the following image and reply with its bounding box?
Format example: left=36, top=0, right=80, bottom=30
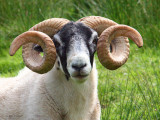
left=54, top=40, right=60, bottom=48
left=92, top=38, right=98, bottom=44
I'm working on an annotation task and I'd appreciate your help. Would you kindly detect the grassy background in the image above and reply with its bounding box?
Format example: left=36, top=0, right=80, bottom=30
left=0, top=0, right=160, bottom=119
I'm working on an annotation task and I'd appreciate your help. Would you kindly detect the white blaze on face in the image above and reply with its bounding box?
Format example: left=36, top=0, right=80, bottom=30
left=67, top=36, right=91, bottom=81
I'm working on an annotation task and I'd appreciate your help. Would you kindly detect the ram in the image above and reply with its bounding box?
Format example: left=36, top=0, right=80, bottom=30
left=0, top=16, right=143, bottom=120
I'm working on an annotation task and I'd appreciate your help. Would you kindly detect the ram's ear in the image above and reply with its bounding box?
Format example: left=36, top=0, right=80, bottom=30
left=33, top=44, right=43, bottom=52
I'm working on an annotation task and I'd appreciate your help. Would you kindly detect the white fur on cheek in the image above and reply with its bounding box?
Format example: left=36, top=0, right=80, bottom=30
left=54, top=34, right=63, bottom=45
left=89, top=31, right=98, bottom=44
left=57, top=56, right=65, bottom=74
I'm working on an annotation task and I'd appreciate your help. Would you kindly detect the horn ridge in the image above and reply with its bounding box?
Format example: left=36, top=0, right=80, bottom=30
left=78, top=16, right=143, bottom=70
left=97, top=25, right=143, bottom=70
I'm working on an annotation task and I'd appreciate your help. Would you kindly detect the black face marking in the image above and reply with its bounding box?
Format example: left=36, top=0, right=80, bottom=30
left=56, top=61, right=60, bottom=70
left=65, top=75, right=69, bottom=81
left=58, top=61, right=60, bottom=67
left=53, top=22, right=98, bottom=77
left=57, top=67, right=60, bottom=70
left=87, top=36, right=98, bottom=67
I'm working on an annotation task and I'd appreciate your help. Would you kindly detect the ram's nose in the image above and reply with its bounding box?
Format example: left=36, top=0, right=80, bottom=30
left=67, top=53, right=92, bottom=80
left=72, top=63, right=87, bottom=71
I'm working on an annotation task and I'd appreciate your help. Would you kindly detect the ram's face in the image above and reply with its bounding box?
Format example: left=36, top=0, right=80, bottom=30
left=53, top=22, right=98, bottom=82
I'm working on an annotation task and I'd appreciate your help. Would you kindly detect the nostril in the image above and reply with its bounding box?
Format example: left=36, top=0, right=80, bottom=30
left=72, top=63, right=87, bottom=71
left=80, top=63, right=87, bottom=69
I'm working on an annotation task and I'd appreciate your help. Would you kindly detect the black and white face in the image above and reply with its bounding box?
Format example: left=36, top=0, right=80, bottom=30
left=53, top=22, right=98, bottom=82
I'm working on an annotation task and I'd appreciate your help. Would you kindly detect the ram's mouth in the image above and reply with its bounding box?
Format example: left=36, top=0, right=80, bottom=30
left=74, top=74, right=88, bottom=79
left=71, top=74, right=89, bottom=82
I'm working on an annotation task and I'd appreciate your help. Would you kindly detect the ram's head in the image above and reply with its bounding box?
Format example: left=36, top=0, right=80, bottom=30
left=10, top=16, right=143, bottom=80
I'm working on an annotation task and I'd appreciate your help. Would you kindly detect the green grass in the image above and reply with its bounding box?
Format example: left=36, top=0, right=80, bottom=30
left=96, top=47, right=160, bottom=119
left=0, top=0, right=160, bottom=119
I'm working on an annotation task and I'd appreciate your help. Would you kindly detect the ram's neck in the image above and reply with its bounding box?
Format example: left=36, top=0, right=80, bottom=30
left=44, top=60, right=98, bottom=116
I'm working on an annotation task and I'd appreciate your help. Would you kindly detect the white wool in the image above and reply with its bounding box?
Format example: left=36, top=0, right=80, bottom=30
left=0, top=61, right=101, bottom=120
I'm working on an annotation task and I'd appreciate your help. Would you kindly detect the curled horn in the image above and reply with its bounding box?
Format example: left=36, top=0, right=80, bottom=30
left=10, top=18, right=70, bottom=74
left=78, top=16, right=143, bottom=70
